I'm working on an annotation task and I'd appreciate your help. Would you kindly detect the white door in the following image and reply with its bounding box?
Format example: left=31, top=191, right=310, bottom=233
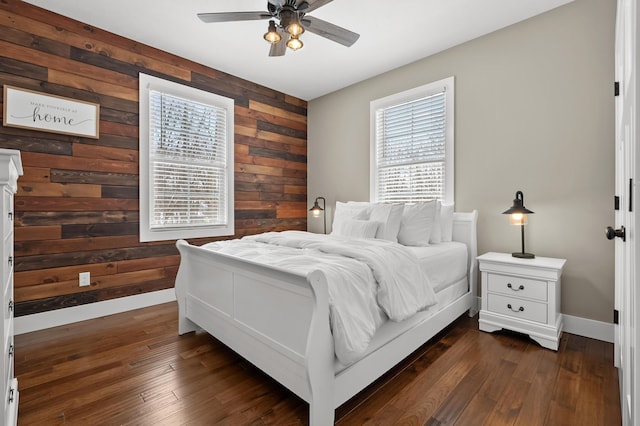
left=613, top=0, right=638, bottom=424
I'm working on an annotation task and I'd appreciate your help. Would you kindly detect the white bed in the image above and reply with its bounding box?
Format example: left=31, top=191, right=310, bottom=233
left=174, top=210, right=478, bottom=425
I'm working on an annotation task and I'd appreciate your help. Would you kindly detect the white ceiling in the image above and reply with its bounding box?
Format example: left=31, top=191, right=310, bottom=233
left=25, top=0, right=573, bottom=101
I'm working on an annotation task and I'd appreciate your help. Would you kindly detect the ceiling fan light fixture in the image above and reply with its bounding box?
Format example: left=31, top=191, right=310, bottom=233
left=198, top=0, right=360, bottom=57
left=287, top=35, right=303, bottom=51
left=279, top=8, right=304, bottom=37
left=286, top=15, right=305, bottom=37
left=263, top=20, right=281, bottom=44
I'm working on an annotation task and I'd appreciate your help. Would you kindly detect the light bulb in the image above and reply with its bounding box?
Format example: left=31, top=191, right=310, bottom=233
left=263, top=21, right=281, bottom=44
left=287, top=35, right=303, bottom=51
left=509, top=213, right=527, bottom=225
left=287, top=21, right=304, bottom=36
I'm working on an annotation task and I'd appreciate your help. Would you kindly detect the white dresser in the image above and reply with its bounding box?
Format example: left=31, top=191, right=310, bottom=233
left=477, top=252, right=566, bottom=351
left=0, top=150, right=22, bottom=426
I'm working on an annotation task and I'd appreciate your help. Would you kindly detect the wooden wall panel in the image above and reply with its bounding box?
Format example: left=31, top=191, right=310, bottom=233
left=0, top=0, right=308, bottom=316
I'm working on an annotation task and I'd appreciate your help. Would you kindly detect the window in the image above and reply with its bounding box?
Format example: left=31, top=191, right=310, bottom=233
left=370, top=76, right=454, bottom=204
left=139, top=73, right=234, bottom=242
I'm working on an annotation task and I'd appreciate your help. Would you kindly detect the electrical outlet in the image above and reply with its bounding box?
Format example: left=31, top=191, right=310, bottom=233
left=79, top=272, right=90, bottom=287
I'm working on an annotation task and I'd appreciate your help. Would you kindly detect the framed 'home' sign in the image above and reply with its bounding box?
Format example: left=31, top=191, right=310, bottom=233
left=2, top=85, right=100, bottom=139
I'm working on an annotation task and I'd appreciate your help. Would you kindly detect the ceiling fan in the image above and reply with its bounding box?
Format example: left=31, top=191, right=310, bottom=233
left=197, top=0, right=360, bottom=56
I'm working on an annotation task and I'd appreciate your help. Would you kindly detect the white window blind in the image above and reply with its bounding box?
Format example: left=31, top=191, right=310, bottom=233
left=150, top=91, right=228, bottom=228
left=371, top=77, right=454, bottom=204
left=139, top=73, right=234, bottom=242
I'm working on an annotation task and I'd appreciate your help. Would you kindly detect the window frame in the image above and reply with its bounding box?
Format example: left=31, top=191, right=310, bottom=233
left=139, top=73, right=235, bottom=242
left=370, top=76, right=454, bottom=204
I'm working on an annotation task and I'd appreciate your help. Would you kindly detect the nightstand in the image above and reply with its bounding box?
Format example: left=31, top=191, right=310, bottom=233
left=477, top=252, right=566, bottom=351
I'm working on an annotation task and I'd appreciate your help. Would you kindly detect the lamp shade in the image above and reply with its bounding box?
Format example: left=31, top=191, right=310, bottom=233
left=263, top=20, right=281, bottom=44
left=287, top=35, right=303, bottom=51
left=502, top=191, right=534, bottom=215
left=309, top=200, right=323, bottom=217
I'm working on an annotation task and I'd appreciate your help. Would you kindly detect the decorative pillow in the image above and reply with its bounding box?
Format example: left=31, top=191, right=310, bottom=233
left=331, top=201, right=371, bottom=235
left=440, top=202, right=455, bottom=242
left=333, top=219, right=380, bottom=239
left=361, top=203, right=403, bottom=242
left=397, top=201, right=438, bottom=246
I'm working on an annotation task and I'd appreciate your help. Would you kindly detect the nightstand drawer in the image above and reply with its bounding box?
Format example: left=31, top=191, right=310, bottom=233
left=487, top=293, right=547, bottom=323
left=487, top=273, right=547, bottom=301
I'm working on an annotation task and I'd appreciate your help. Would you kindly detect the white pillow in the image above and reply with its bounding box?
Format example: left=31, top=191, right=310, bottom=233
left=364, top=203, right=404, bottom=242
left=333, top=219, right=380, bottom=239
left=345, top=201, right=404, bottom=242
left=331, top=201, right=370, bottom=235
left=381, top=204, right=404, bottom=242
left=440, top=202, right=455, bottom=242
left=428, top=201, right=455, bottom=243
left=397, top=201, right=437, bottom=246
left=430, top=201, right=443, bottom=243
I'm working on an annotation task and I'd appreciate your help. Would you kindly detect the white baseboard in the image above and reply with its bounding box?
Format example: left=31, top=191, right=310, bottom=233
left=15, top=288, right=177, bottom=335
left=16, top=292, right=615, bottom=344
left=475, top=297, right=614, bottom=343
left=563, top=313, right=614, bottom=343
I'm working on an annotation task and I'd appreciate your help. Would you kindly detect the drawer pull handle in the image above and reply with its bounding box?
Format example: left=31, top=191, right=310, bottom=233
left=8, top=344, right=13, bottom=357
left=507, top=304, right=524, bottom=313
left=8, top=212, right=12, bottom=221
left=8, top=256, right=12, bottom=266
left=8, top=388, right=14, bottom=403
left=8, top=299, right=12, bottom=313
left=507, top=283, right=525, bottom=291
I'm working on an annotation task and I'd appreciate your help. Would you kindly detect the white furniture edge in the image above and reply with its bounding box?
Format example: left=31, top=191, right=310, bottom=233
left=14, top=288, right=176, bottom=335
left=1, top=148, right=21, bottom=426
left=474, top=296, right=614, bottom=343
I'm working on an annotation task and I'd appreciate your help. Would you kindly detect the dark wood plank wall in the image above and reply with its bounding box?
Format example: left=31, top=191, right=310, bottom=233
left=0, top=0, right=308, bottom=317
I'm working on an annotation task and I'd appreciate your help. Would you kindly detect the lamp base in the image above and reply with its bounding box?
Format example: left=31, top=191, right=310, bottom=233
left=512, top=252, right=535, bottom=259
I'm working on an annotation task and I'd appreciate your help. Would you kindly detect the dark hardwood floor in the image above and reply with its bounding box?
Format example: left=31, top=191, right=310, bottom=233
left=14, top=303, right=621, bottom=425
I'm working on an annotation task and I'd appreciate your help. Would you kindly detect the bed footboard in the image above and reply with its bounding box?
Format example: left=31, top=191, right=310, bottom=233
left=175, top=240, right=336, bottom=425
left=174, top=210, right=478, bottom=425
left=453, top=210, right=479, bottom=316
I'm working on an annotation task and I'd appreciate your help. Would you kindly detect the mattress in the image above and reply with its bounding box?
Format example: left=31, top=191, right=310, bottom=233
left=406, top=241, right=468, bottom=292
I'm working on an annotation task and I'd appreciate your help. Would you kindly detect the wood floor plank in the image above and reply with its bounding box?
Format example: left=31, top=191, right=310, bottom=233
left=514, top=349, right=562, bottom=425
left=337, top=326, right=479, bottom=425
left=14, top=303, right=621, bottom=425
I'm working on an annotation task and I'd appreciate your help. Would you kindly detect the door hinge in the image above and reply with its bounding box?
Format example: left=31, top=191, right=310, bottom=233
left=614, top=309, right=619, bottom=325
left=615, top=81, right=620, bottom=96
left=630, top=179, right=634, bottom=212
left=615, top=195, right=620, bottom=211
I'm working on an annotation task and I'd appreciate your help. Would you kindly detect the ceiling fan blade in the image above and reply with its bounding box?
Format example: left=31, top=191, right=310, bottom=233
left=198, top=11, right=271, bottom=23
left=269, top=30, right=288, bottom=56
left=302, top=16, right=359, bottom=47
left=298, top=0, right=334, bottom=13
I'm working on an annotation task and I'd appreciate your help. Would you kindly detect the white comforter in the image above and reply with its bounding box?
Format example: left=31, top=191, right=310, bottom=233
left=203, top=231, right=437, bottom=364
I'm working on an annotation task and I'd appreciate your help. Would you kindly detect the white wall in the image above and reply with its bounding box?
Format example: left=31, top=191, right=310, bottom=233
left=307, top=0, right=616, bottom=323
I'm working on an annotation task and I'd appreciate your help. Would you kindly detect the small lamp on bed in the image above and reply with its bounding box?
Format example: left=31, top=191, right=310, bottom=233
left=502, top=190, right=535, bottom=259
left=309, top=196, right=327, bottom=234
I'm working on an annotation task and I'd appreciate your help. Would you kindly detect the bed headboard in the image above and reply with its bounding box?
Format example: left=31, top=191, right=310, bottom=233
left=452, top=210, right=478, bottom=314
